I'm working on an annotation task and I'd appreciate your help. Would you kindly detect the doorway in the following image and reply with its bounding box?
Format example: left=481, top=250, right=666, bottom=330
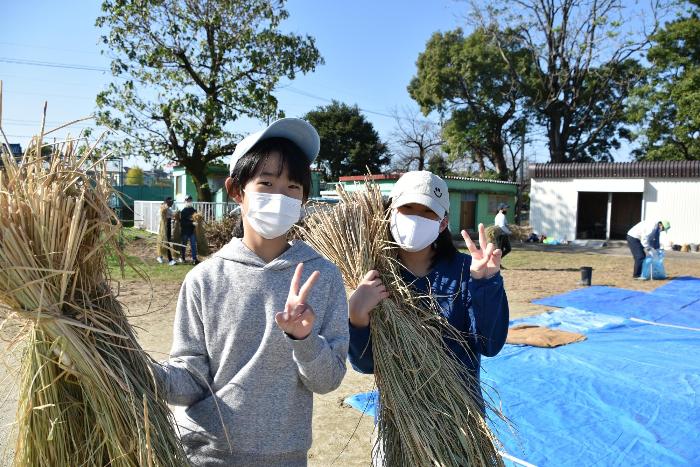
left=610, top=193, right=643, bottom=239
left=576, top=191, right=643, bottom=240
left=576, top=192, right=608, bottom=239
left=460, top=193, right=476, bottom=231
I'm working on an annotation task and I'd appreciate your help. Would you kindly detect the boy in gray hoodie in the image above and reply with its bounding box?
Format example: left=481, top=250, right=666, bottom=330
left=154, top=119, right=349, bottom=466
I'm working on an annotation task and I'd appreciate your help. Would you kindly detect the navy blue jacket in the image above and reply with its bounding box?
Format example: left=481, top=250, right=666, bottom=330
left=180, top=206, right=196, bottom=236
left=348, top=252, right=509, bottom=400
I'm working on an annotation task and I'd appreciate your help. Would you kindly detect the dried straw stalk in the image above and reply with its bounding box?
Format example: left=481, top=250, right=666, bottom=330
left=0, top=117, right=186, bottom=465
left=299, top=184, right=504, bottom=466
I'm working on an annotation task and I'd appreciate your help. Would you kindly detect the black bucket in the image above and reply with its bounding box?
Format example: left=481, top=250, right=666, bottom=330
left=580, top=266, right=593, bottom=286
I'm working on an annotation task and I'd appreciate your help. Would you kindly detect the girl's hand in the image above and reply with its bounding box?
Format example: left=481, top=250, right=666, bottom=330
left=348, top=270, right=389, bottom=328
left=461, top=224, right=502, bottom=280
left=276, top=263, right=320, bottom=340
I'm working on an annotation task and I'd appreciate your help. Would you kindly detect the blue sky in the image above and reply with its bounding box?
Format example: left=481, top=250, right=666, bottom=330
left=1, top=0, right=649, bottom=168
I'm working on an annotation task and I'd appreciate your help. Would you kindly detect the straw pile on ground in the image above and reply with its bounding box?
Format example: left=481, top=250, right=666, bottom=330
left=485, top=224, right=532, bottom=243
left=0, top=124, right=186, bottom=465
left=299, top=184, right=504, bottom=466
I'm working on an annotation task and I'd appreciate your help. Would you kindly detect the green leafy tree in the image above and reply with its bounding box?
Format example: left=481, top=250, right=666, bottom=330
left=304, top=101, right=391, bottom=180
left=427, top=153, right=451, bottom=177
left=125, top=166, right=145, bottom=185
left=409, top=27, right=533, bottom=180
left=630, top=0, right=700, bottom=160
left=473, top=0, right=657, bottom=162
left=96, top=0, right=322, bottom=201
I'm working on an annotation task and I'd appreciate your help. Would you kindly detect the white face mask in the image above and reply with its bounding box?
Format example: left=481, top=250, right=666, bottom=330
left=244, top=191, right=302, bottom=239
left=390, top=210, right=441, bottom=252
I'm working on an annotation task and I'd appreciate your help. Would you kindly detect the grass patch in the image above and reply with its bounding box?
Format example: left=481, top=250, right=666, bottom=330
left=107, top=254, right=193, bottom=282
left=460, top=249, right=609, bottom=270
left=109, top=227, right=193, bottom=282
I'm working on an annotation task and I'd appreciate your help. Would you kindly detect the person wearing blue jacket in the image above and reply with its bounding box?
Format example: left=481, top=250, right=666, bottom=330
left=347, top=171, right=510, bottom=411
left=626, top=219, right=670, bottom=279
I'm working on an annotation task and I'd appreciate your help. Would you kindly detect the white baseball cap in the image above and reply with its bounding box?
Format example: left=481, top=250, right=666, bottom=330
left=390, top=171, right=450, bottom=218
left=229, top=118, right=320, bottom=176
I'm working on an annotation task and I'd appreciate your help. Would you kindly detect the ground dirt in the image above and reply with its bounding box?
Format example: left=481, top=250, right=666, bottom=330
left=1, top=237, right=698, bottom=466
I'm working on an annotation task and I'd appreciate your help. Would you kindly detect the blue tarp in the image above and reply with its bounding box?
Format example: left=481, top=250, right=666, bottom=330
left=533, top=276, right=700, bottom=328
left=345, top=277, right=700, bottom=466
left=483, top=309, right=700, bottom=466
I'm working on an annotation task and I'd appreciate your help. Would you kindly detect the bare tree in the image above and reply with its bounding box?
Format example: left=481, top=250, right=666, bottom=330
left=389, top=107, right=444, bottom=171
left=471, top=0, right=666, bottom=163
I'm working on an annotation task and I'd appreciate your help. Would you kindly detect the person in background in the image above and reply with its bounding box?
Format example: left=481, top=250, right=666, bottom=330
left=157, top=197, right=178, bottom=266
left=180, top=195, right=199, bottom=265
left=494, top=202, right=512, bottom=258
left=626, top=219, right=671, bottom=279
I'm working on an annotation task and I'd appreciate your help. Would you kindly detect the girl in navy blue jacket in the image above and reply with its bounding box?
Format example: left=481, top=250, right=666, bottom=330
left=347, top=171, right=509, bottom=408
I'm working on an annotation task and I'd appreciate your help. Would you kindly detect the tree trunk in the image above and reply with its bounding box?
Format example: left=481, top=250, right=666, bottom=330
left=183, top=159, right=213, bottom=202
left=418, top=147, right=426, bottom=171
left=491, top=132, right=509, bottom=180
left=476, top=154, right=486, bottom=174
left=548, top=109, right=567, bottom=163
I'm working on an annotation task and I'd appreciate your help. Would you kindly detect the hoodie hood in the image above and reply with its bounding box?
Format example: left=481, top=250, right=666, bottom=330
left=214, top=237, right=321, bottom=270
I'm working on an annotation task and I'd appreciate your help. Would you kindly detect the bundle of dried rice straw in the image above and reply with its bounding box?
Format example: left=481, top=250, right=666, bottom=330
left=299, top=183, right=504, bottom=466
left=192, top=212, right=211, bottom=257
left=0, top=112, right=186, bottom=465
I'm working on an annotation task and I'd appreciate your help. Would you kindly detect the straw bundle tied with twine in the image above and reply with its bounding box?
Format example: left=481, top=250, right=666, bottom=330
left=0, top=108, right=187, bottom=465
left=299, top=183, right=505, bottom=466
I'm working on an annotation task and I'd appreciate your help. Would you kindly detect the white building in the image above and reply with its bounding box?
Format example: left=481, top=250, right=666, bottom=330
left=529, top=161, right=700, bottom=245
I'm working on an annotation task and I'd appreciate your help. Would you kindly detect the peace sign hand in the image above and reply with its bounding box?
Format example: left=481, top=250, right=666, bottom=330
left=276, top=263, right=321, bottom=340
left=461, top=223, right=502, bottom=280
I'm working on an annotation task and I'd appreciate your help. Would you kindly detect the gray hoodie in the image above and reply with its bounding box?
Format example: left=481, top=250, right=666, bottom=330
left=154, top=238, right=349, bottom=466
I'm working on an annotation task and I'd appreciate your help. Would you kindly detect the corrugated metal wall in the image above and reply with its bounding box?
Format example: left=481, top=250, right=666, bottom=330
left=530, top=179, right=578, bottom=240
left=644, top=179, right=700, bottom=245
left=530, top=177, right=700, bottom=245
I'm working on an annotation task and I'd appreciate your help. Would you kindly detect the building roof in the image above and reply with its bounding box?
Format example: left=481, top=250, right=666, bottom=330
left=530, top=161, right=700, bottom=179
left=1, top=143, right=23, bottom=157
left=338, top=173, right=518, bottom=185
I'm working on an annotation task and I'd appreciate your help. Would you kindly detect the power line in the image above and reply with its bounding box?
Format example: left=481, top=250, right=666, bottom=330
left=3, top=90, right=96, bottom=100
left=1, top=56, right=440, bottom=126
left=0, top=41, right=102, bottom=56
left=0, top=57, right=108, bottom=72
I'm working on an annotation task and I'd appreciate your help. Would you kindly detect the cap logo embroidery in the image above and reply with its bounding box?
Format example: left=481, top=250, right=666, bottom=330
left=433, top=187, right=442, bottom=198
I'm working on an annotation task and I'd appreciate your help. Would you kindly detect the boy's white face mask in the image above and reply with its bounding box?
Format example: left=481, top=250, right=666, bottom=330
left=244, top=191, right=302, bottom=239
left=390, top=210, right=441, bottom=252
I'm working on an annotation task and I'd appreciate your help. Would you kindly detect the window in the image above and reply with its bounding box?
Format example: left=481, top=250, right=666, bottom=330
left=175, top=175, right=183, bottom=195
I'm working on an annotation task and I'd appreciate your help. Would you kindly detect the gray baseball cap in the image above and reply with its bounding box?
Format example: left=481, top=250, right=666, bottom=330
left=390, top=171, right=450, bottom=218
left=229, top=118, right=320, bottom=176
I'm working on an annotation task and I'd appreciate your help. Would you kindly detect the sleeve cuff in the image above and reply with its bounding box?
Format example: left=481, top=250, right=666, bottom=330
left=348, top=320, right=371, bottom=340
left=286, top=332, right=326, bottom=363
left=469, top=271, right=503, bottom=288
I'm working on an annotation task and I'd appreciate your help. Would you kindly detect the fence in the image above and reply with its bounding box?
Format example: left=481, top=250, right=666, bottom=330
left=133, top=200, right=238, bottom=234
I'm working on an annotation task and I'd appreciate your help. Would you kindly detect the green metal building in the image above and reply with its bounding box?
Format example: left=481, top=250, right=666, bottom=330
left=337, top=174, right=518, bottom=235
left=172, top=166, right=323, bottom=201
left=171, top=165, right=323, bottom=219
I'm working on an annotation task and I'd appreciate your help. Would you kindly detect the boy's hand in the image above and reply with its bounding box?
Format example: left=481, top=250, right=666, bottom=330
left=461, top=223, right=502, bottom=280
left=348, top=270, right=389, bottom=328
left=276, top=263, right=320, bottom=340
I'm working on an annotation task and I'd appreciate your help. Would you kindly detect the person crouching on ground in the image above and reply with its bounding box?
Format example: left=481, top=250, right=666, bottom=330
left=152, top=118, right=348, bottom=466
left=626, top=219, right=670, bottom=279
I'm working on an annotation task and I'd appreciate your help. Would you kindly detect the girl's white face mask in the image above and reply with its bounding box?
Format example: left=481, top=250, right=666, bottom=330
left=244, top=191, right=302, bottom=239
left=390, top=210, right=441, bottom=252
